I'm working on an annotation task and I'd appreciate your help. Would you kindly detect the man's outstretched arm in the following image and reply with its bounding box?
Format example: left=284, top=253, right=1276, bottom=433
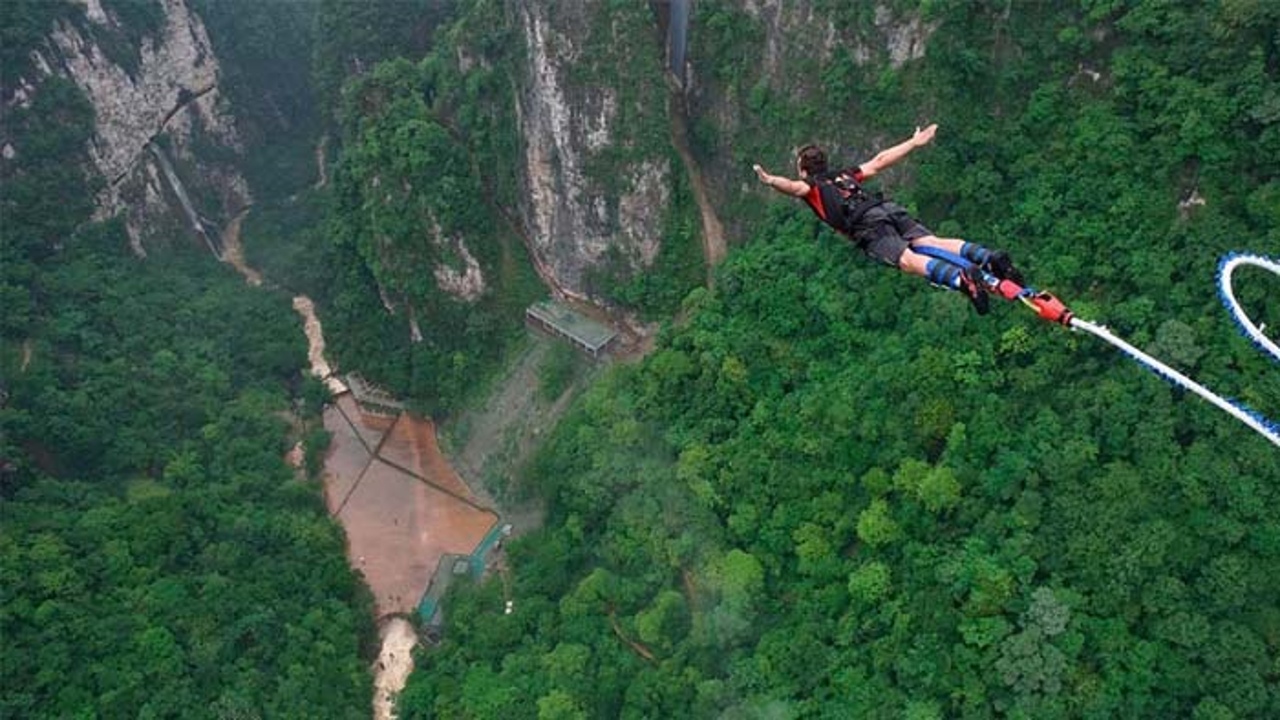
left=753, top=164, right=810, bottom=197
left=858, top=124, right=937, bottom=179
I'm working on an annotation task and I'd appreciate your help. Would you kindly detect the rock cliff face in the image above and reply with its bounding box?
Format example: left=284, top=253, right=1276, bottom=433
left=740, top=0, right=933, bottom=73
left=28, top=0, right=249, bottom=254
left=513, top=2, right=671, bottom=298
left=679, top=1, right=936, bottom=243
left=507, top=1, right=933, bottom=298
left=11, top=0, right=934, bottom=301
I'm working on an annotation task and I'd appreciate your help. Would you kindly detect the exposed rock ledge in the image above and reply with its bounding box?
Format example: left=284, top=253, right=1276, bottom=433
left=34, top=0, right=250, bottom=248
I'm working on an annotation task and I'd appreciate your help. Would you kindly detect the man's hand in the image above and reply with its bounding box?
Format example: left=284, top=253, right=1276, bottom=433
left=911, top=123, right=938, bottom=148
left=860, top=124, right=938, bottom=178
left=753, top=163, right=809, bottom=197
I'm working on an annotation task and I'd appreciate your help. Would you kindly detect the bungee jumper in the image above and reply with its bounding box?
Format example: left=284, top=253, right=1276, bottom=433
left=755, top=129, right=1279, bottom=447
left=753, top=123, right=1026, bottom=315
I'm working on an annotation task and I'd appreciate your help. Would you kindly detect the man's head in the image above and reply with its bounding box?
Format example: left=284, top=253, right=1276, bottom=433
left=796, top=144, right=828, bottom=178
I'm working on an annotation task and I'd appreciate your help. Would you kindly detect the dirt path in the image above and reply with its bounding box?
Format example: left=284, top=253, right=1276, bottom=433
left=292, top=296, right=348, bottom=395
left=219, top=209, right=262, bottom=286
left=315, top=134, right=329, bottom=189
left=669, top=100, right=727, bottom=284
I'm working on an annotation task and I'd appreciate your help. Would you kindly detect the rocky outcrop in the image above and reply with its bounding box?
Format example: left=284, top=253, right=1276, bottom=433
left=506, top=1, right=936, bottom=299
left=875, top=4, right=935, bottom=69
left=427, top=216, right=486, bottom=302
left=738, top=1, right=934, bottom=77
left=514, top=2, right=672, bottom=298
left=683, top=2, right=937, bottom=242
left=29, top=0, right=250, bottom=254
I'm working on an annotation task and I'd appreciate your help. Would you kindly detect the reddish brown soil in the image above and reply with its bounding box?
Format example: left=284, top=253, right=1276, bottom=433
left=322, top=399, right=497, bottom=618
left=378, top=415, right=481, bottom=502
left=322, top=397, right=374, bottom=514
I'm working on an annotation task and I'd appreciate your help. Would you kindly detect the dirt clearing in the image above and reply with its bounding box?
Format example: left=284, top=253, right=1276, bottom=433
left=323, top=399, right=497, bottom=618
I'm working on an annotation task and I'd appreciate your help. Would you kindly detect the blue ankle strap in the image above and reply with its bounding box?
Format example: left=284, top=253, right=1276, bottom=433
left=911, top=244, right=975, bottom=270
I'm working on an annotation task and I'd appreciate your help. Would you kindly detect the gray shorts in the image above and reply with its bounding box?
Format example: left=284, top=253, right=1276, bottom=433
left=853, top=203, right=931, bottom=267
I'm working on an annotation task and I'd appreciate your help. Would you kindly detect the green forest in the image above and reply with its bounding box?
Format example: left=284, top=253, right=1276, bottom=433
left=396, top=1, right=1280, bottom=719
left=1, top=1, right=374, bottom=717
left=3, top=0, right=1280, bottom=718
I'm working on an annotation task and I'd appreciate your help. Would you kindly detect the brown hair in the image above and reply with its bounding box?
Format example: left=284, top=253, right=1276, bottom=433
left=797, top=144, right=828, bottom=177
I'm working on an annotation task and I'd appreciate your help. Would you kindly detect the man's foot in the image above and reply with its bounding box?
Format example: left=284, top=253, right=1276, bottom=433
left=959, top=268, right=990, bottom=315
left=983, top=251, right=1024, bottom=285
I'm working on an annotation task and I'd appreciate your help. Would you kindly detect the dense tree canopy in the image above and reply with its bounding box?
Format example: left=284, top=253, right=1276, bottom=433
left=2, top=4, right=374, bottom=716
left=0, top=229, right=376, bottom=718
left=4, top=0, right=1279, bottom=717
left=398, top=2, right=1280, bottom=718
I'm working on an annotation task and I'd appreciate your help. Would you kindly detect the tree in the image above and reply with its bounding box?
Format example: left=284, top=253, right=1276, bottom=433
left=856, top=499, right=902, bottom=548
left=848, top=561, right=891, bottom=605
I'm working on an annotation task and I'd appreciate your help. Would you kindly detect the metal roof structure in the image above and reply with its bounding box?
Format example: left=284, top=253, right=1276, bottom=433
left=526, top=300, right=618, bottom=357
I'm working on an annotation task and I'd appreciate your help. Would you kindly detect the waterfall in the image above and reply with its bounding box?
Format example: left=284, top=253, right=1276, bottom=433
left=147, top=142, right=222, bottom=259
left=652, top=0, right=690, bottom=87
left=668, top=0, right=689, bottom=86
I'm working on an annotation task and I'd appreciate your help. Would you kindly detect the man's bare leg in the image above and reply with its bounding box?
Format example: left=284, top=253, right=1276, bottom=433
left=911, top=234, right=967, bottom=255
left=898, top=247, right=933, bottom=276
left=896, top=236, right=966, bottom=275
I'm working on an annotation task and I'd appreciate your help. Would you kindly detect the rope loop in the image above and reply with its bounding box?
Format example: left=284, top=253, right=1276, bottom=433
left=1068, top=254, right=1279, bottom=448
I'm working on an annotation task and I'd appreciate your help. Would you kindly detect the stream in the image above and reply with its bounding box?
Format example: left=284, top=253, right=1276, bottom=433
left=210, top=114, right=726, bottom=716
left=219, top=208, right=424, bottom=720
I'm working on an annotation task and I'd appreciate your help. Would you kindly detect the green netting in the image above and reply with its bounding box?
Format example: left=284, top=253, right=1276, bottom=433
left=416, top=522, right=508, bottom=621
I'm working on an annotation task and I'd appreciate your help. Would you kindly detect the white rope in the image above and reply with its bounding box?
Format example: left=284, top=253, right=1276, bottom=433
left=1066, top=254, right=1280, bottom=449
left=1218, top=254, right=1280, bottom=362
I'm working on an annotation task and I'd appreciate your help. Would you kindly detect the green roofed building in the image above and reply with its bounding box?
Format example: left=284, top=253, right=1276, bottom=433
left=526, top=300, right=618, bottom=358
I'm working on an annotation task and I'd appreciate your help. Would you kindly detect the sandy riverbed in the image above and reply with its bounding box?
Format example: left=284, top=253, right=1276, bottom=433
left=372, top=618, right=418, bottom=720
left=225, top=208, right=493, bottom=719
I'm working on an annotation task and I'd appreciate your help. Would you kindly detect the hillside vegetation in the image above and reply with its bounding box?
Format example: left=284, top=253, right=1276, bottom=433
left=398, top=2, right=1280, bottom=718
left=1, top=2, right=374, bottom=716
left=3, top=1, right=1278, bottom=717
